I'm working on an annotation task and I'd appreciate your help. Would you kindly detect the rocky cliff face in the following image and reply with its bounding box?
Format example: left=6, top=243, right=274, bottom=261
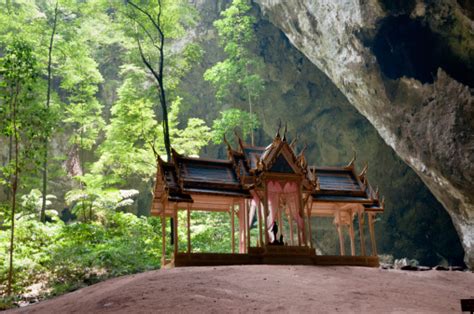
left=254, top=0, right=474, bottom=267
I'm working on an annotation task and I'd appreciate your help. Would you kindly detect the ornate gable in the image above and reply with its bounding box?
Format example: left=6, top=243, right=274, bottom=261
left=260, top=136, right=304, bottom=175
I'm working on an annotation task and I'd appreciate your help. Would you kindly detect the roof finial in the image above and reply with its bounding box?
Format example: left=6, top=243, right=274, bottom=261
left=234, top=129, right=244, bottom=151
left=298, top=142, right=308, bottom=158
left=289, top=132, right=298, bottom=149
left=275, top=119, right=282, bottom=138
left=223, top=134, right=233, bottom=158
left=359, top=162, right=368, bottom=179
left=346, top=150, right=356, bottom=168
left=223, top=134, right=232, bottom=150
left=283, top=123, right=288, bottom=141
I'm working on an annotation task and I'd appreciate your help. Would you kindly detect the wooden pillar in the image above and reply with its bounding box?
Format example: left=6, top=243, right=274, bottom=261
left=277, top=205, right=283, bottom=242
left=336, top=210, right=345, bottom=256
left=173, top=205, right=178, bottom=256
left=263, top=180, right=269, bottom=245
left=298, top=185, right=307, bottom=246
left=257, top=199, right=263, bottom=247
left=349, top=212, right=356, bottom=256
left=161, top=200, right=166, bottom=265
left=187, top=204, right=191, bottom=255
left=336, top=224, right=345, bottom=256
left=238, top=200, right=245, bottom=253
left=306, top=199, right=313, bottom=249
left=358, top=211, right=366, bottom=256
left=297, top=224, right=302, bottom=246
left=246, top=200, right=251, bottom=250
left=231, top=203, right=235, bottom=253
left=288, top=213, right=294, bottom=245
left=368, top=213, right=377, bottom=256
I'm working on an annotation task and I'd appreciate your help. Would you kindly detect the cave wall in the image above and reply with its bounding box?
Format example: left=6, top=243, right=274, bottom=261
left=180, top=0, right=465, bottom=266
left=252, top=0, right=473, bottom=268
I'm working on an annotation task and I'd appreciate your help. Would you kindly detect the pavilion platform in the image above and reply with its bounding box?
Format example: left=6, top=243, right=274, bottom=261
left=173, top=246, right=379, bottom=268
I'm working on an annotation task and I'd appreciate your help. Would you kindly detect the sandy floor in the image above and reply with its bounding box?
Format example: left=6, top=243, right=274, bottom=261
left=9, top=265, right=474, bottom=314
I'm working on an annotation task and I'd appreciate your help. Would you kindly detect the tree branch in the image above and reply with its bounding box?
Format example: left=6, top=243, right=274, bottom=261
left=128, top=0, right=164, bottom=38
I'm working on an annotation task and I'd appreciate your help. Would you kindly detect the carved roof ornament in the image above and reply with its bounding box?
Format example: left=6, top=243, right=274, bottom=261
left=282, top=122, right=288, bottom=142
left=275, top=119, right=282, bottom=140
left=359, top=162, right=368, bottom=179
left=297, top=143, right=307, bottom=160
left=289, top=132, right=298, bottom=149
left=223, top=134, right=232, bottom=151
left=346, top=150, right=357, bottom=169
left=234, top=129, right=245, bottom=153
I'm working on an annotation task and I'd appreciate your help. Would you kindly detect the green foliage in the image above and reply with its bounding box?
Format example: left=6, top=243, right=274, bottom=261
left=204, top=0, right=265, bottom=102
left=65, top=174, right=139, bottom=222
left=182, top=211, right=232, bottom=253
left=211, top=108, right=259, bottom=144
left=0, top=212, right=64, bottom=296
left=20, top=189, right=57, bottom=218
left=0, top=211, right=161, bottom=298
left=92, top=70, right=211, bottom=184
left=48, top=212, right=161, bottom=293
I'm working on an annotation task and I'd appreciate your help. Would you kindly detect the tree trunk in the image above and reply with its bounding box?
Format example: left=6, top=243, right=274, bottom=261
left=129, top=0, right=173, bottom=243
left=41, top=1, right=59, bottom=222
left=7, top=83, right=20, bottom=296
left=247, top=87, right=254, bottom=146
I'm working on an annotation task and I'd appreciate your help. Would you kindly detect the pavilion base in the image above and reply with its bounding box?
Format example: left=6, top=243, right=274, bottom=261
left=173, top=246, right=379, bottom=268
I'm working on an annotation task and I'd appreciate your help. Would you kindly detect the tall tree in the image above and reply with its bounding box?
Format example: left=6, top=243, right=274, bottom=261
left=125, top=0, right=172, bottom=160
left=0, top=40, right=40, bottom=296
left=204, top=0, right=264, bottom=145
left=40, top=1, right=59, bottom=223
left=120, top=0, right=200, bottom=242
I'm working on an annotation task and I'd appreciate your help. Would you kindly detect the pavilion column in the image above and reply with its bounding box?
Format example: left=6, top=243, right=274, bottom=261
left=187, top=204, right=191, bottom=255
left=173, top=205, right=178, bottom=257
left=246, top=199, right=251, bottom=251
left=288, top=213, right=294, bottom=245
left=358, top=210, right=366, bottom=256
left=263, top=180, right=270, bottom=245
left=349, top=212, right=356, bottom=256
left=336, top=210, right=345, bottom=256
left=277, top=205, right=283, bottom=243
left=238, top=201, right=245, bottom=253
left=231, top=203, right=235, bottom=253
left=297, top=224, right=302, bottom=246
left=368, top=213, right=377, bottom=256
left=299, top=185, right=307, bottom=247
left=306, top=199, right=313, bottom=249
left=161, top=199, right=166, bottom=265
left=257, top=199, right=263, bottom=247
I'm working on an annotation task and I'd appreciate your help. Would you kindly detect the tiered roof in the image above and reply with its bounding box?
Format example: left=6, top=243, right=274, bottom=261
left=153, top=132, right=384, bottom=212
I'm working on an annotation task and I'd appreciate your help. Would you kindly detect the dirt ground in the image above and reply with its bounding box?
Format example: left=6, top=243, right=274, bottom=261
left=9, top=265, right=474, bottom=313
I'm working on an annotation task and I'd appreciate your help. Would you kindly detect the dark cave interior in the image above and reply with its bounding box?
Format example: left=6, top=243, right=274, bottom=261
left=372, top=15, right=473, bottom=87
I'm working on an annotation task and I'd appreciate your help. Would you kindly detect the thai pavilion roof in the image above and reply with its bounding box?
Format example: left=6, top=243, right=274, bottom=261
left=170, top=149, right=250, bottom=198
left=153, top=133, right=384, bottom=212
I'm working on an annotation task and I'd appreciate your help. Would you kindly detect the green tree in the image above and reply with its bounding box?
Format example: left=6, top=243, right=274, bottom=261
left=92, top=67, right=211, bottom=186
left=204, top=0, right=264, bottom=145
left=0, top=39, right=41, bottom=296
left=211, top=108, right=259, bottom=145
left=123, top=0, right=198, bottom=160
left=40, top=0, right=59, bottom=222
